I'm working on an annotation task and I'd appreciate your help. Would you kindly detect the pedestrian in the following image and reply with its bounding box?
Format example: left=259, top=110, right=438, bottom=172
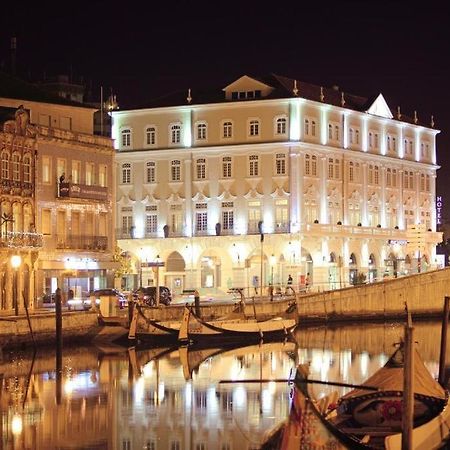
left=59, top=172, right=65, bottom=183
left=268, top=283, right=274, bottom=302
left=305, top=273, right=311, bottom=291
left=287, top=274, right=293, bottom=285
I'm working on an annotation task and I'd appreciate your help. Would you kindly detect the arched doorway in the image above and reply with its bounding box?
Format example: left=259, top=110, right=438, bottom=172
left=165, top=251, right=186, bottom=295
left=368, top=253, right=377, bottom=282
left=349, top=253, right=358, bottom=285
left=384, top=252, right=398, bottom=278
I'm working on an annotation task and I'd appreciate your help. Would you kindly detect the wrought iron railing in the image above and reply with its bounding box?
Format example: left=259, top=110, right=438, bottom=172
left=0, top=231, right=43, bottom=248
left=55, top=235, right=108, bottom=251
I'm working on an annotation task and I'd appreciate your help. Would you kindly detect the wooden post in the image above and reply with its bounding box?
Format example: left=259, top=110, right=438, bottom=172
left=194, top=290, right=201, bottom=318
left=439, top=296, right=450, bottom=386
left=55, top=287, right=63, bottom=405
left=402, top=317, right=414, bottom=450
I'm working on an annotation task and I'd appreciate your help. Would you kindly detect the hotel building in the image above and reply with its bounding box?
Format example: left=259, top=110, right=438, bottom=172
left=113, top=74, right=441, bottom=295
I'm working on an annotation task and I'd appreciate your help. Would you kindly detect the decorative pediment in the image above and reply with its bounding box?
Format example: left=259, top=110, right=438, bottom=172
left=349, top=189, right=361, bottom=201
left=244, top=188, right=263, bottom=200
left=270, top=186, right=290, bottom=198
left=117, top=194, right=135, bottom=206
left=366, top=93, right=393, bottom=119
left=167, top=192, right=185, bottom=203
left=192, top=191, right=210, bottom=202
left=327, top=187, right=339, bottom=201
left=142, top=194, right=161, bottom=205
left=369, top=192, right=379, bottom=203
left=218, top=190, right=236, bottom=201
left=304, top=184, right=318, bottom=197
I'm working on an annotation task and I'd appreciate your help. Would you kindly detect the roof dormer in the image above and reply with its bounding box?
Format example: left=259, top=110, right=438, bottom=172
left=223, top=75, right=275, bottom=101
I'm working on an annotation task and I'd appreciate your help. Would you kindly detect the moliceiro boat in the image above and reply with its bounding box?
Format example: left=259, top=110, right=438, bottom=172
left=178, top=302, right=298, bottom=345
left=261, top=343, right=450, bottom=449
left=128, top=302, right=181, bottom=343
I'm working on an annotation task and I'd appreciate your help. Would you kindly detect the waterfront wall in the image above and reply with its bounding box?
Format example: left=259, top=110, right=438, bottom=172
left=0, top=310, right=99, bottom=350
left=2, top=268, right=450, bottom=351
left=296, top=267, right=450, bottom=321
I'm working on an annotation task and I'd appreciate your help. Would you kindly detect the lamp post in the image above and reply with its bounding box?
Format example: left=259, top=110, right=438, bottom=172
left=155, top=255, right=161, bottom=307
left=270, top=254, right=276, bottom=285
left=11, top=254, right=21, bottom=315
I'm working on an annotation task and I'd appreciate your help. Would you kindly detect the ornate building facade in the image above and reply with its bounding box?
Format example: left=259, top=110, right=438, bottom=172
left=0, top=88, right=116, bottom=309
left=0, top=109, right=41, bottom=312
left=113, top=74, right=441, bottom=295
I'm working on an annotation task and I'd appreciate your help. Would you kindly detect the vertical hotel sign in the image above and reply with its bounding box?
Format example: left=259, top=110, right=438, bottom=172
left=437, top=196, right=443, bottom=226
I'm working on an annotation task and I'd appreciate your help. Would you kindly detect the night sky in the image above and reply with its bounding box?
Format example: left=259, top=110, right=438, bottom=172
left=1, top=1, right=450, bottom=218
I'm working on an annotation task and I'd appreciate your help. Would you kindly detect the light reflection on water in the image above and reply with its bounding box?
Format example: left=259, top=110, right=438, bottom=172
left=0, top=320, right=447, bottom=449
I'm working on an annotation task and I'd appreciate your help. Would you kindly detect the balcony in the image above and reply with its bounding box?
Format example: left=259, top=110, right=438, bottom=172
left=0, top=231, right=43, bottom=248
left=55, top=235, right=108, bottom=251
left=58, top=182, right=108, bottom=201
left=0, top=179, right=33, bottom=197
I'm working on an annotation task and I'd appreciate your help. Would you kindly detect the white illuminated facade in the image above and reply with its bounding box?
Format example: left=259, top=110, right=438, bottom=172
left=113, top=74, right=441, bottom=294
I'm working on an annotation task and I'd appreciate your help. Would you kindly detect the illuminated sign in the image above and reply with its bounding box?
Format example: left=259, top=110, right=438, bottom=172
left=437, top=196, right=443, bottom=225
left=388, top=239, right=408, bottom=246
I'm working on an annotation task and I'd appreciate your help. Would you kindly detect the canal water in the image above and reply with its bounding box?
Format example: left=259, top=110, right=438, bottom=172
left=1, top=319, right=449, bottom=449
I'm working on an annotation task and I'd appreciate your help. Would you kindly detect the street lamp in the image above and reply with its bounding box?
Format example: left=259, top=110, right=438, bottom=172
left=155, top=254, right=161, bottom=307
left=11, top=254, right=21, bottom=315
left=270, top=254, right=276, bottom=284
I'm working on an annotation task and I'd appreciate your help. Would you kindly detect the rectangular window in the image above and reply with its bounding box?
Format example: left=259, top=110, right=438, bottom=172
left=146, top=215, right=158, bottom=234
left=171, top=160, right=181, bottom=181
left=42, top=209, right=51, bottom=235
left=146, top=162, right=156, bottom=183
left=196, top=159, right=206, bottom=179
left=196, top=212, right=207, bottom=232
left=222, top=210, right=234, bottom=230
left=275, top=154, right=286, bottom=175
left=223, top=122, right=232, bottom=138
left=86, top=162, right=95, bottom=185
left=249, top=155, right=259, bottom=176
left=72, top=161, right=81, bottom=184
left=57, top=158, right=66, bottom=182
left=222, top=157, right=232, bottom=178
left=99, top=164, right=107, bottom=187
left=99, top=213, right=107, bottom=236
left=42, top=156, right=51, bottom=183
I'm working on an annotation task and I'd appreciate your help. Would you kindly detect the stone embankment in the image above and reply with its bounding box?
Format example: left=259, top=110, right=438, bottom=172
left=1, top=268, right=450, bottom=351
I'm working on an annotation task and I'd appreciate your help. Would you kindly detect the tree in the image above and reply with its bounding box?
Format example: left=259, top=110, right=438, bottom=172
left=112, top=246, right=132, bottom=278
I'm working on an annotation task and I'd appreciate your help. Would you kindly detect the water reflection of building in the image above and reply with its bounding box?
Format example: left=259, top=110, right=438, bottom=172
left=1, top=322, right=447, bottom=449
left=113, top=74, right=441, bottom=295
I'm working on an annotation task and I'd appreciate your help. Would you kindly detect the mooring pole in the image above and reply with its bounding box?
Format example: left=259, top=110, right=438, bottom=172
left=55, top=287, right=63, bottom=405
left=439, top=296, right=450, bottom=386
left=402, top=314, right=414, bottom=450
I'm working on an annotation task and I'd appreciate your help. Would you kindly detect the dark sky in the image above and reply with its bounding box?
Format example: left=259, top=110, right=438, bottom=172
left=1, top=1, right=450, bottom=217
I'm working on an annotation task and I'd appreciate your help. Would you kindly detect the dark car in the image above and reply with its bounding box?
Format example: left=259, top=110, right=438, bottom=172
left=134, top=286, right=172, bottom=306
left=92, top=288, right=128, bottom=308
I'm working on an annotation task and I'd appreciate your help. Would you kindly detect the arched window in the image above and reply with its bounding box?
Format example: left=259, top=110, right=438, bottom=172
left=12, top=153, right=20, bottom=181
left=196, top=123, right=207, bottom=140
left=223, top=121, right=233, bottom=138
left=23, top=154, right=31, bottom=183
left=275, top=117, right=287, bottom=135
left=170, top=124, right=181, bottom=144
left=121, top=129, right=131, bottom=147
left=1, top=152, right=9, bottom=179
left=121, top=163, right=131, bottom=184
left=146, top=126, right=156, bottom=146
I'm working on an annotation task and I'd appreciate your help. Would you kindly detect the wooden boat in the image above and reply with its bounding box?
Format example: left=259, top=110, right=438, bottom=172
left=261, top=343, right=450, bottom=450
left=128, top=301, right=181, bottom=343
left=178, top=302, right=298, bottom=344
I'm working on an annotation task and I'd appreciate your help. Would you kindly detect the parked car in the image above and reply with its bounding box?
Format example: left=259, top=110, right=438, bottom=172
left=134, top=286, right=172, bottom=306
left=92, top=288, right=128, bottom=308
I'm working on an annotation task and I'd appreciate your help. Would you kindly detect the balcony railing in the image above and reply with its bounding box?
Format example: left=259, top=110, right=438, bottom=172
left=55, top=235, right=108, bottom=251
left=0, top=231, right=43, bottom=248
left=58, top=182, right=108, bottom=201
